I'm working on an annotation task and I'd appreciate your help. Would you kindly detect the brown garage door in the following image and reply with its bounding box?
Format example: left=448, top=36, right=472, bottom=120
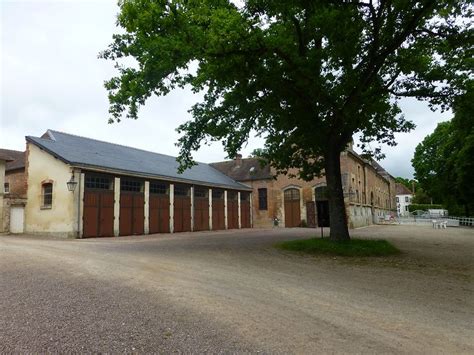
left=227, top=191, right=239, bottom=229
left=174, top=184, right=191, bottom=233
left=194, top=187, right=209, bottom=231
left=149, top=181, right=170, bottom=234
left=284, top=188, right=301, bottom=227
left=212, top=189, right=225, bottom=230
left=120, top=179, right=144, bottom=236
left=83, top=175, right=114, bottom=238
left=241, top=192, right=251, bottom=228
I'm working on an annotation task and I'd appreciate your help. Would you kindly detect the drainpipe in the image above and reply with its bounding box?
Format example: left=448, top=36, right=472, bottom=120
left=77, top=170, right=82, bottom=238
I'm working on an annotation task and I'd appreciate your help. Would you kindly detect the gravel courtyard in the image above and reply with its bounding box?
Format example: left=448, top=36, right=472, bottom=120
left=1, top=225, right=472, bottom=354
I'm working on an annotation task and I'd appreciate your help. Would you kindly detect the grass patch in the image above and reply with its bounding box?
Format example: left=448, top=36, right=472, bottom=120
left=276, top=238, right=400, bottom=257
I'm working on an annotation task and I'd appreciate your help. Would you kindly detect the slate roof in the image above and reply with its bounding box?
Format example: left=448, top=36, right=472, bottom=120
left=26, top=130, right=251, bottom=190
left=396, top=183, right=413, bottom=195
left=210, top=157, right=273, bottom=181
left=0, top=149, right=25, bottom=171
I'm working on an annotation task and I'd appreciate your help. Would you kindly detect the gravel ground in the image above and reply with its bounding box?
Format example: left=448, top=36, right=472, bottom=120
left=0, top=225, right=472, bottom=353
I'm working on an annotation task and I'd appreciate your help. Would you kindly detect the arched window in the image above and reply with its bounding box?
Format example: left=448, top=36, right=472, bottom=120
left=42, top=182, right=53, bottom=208
left=284, top=188, right=300, bottom=201
left=315, top=185, right=328, bottom=201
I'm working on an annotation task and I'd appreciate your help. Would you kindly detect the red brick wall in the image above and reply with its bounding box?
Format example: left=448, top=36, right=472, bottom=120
left=5, top=169, right=27, bottom=198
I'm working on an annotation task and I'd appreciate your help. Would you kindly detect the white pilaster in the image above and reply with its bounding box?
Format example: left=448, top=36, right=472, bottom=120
left=224, top=190, right=228, bottom=230
left=114, top=177, right=120, bottom=237
left=190, top=186, right=194, bottom=232
left=144, top=181, right=150, bottom=235
left=209, top=188, right=213, bottom=230
left=78, top=172, right=85, bottom=238
left=238, top=191, right=241, bottom=229
left=169, top=183, right=174, bottom=233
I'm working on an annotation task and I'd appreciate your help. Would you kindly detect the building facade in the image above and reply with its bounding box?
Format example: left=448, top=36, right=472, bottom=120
left=396, top=183, right=413, bottom=217
left=211, top=149, right=396, bottom=229
left=23, top=130, right=252, bottom=238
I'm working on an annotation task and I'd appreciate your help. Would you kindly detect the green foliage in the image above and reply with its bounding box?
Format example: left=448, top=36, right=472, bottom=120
left=412, top=188, right=432, bottom=204
left=102, top=0, right=472, bottom=239
left=276, top=238, right=400, bottom=257
left=412, top=88, right=474, bottom=216
left=408, top=204, right=443, bottom=213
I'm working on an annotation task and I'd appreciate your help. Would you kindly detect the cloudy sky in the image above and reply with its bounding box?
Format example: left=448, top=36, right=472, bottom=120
left=1, top=0, right=452, bottom=178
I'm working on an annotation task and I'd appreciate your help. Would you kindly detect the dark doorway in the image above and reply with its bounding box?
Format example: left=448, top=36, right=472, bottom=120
left=315, top=185, right=330, bottom=227
left=316, top=200, right=330, bottom=227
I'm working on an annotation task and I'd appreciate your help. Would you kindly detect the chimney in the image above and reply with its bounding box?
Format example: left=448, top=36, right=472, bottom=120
left=234, top=153, right=242, bottom=167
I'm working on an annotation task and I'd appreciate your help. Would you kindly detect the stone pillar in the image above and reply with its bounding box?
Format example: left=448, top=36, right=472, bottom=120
left=113, top=177, right=120, bottom=237
left=78, top=172, right=85, bottom=238
left=190, top=186, right=194, bottom=232
left=224, top=190, right=228, bottom=230
left=250, top=191, right=253, bottom=228
left=144, top=181, right=150, bottom=235
left=238, top=191, right=241, bottom=229
left=209, top=188, right=213, bottom=231
left=169, top=183, right=174, bottom=233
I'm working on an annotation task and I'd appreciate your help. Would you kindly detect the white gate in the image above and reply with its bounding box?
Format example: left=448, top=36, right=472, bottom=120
left=10, top=205, right=24, bottom=234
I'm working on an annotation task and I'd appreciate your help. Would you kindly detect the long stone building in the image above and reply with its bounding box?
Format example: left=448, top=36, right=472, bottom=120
left=22, top=130, right=252, bottom=238
left=211, top=147, right=396, bottom=229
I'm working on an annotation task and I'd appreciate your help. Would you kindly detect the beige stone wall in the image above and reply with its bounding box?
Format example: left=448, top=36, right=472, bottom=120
left=5, top=169, right=27, bottom=198
left=24, top=143, right=80, bottom=237
left=246, top=152, right=395, bottom=229
left=0, top=160, right=5, bottom=232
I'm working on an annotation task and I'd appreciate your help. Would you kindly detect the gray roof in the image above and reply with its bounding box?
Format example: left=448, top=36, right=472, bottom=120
left=26, top=130, right=251, bottom=190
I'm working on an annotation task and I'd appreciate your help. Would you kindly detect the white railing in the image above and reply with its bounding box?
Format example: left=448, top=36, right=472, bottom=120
left=396, top=215, right=474, bottom=227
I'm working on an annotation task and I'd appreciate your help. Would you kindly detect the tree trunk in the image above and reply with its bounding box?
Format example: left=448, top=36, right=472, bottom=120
left=324, top=146, right=350, bottom=241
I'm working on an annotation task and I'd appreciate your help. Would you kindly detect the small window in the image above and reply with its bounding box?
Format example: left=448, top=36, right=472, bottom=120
left=396, top=197, right=399, bottom=202
left=284, top=188, right=300, bottom=201
left=194, top=187, right=208, bottom=198
left=315, top=186, right=328, bottom=201
left=150, top=182, right=168, bottom=195
left=212, top=189, right=224, bottom=199
left=227, top=191, right=238, bottom=200
left=4, top=183, right=9, bottom=194
left=405, top=206, right=409, bottom=211
left=241, top=192, right=250, bottom=201
left=405, top=196, right=409, bottom=203
left=85, top=175, right=112, bottom=190
left=121, top=179, right=143, bottom=192
left=174, top=185, right=190, bottom=197
left=42, top=183, right=53, bottom=208
left=258, top=188, right=267, bottom=210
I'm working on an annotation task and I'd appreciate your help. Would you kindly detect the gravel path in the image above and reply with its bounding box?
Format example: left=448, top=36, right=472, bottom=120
left=1, top=225, right=473, bottom=353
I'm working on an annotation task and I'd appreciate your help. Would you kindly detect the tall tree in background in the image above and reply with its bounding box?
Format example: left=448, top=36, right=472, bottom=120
left=413, top=87, right=474, bottom=216
left=101, top=0, right=472, bottom=241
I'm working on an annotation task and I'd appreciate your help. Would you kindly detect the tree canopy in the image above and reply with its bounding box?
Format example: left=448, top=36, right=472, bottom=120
left=413, top=87, right=474, bottom=216
left=102, top=0, right=472, bottom=240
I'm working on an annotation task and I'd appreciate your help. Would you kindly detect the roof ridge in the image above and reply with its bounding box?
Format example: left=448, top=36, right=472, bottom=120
left=45, top=129, right=210, bottom=166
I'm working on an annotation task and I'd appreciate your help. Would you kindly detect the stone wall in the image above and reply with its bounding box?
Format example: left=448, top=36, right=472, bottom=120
left=5, top=169, right=27, bottom=198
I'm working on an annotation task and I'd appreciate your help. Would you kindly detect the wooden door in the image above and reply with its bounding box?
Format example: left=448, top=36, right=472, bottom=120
left=149, top=194, right=170, bottom=233
left=194, top=187, right=209, bottom=231
left=240, top=192, right=251, bottom=228
left=212, top=190, right=225, bottom=230
left=120, top=192, right=144, bottom=236
left=284, top=188, right=301, bottom=227
left=227, top=191, right=239, bottom=229
left=174, top=185, right=191, bottom=232
left=83, top=190, right=114, bottom=237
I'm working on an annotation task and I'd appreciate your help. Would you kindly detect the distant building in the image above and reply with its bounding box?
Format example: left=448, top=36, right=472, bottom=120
left=396, top=183, right=413, bottom=217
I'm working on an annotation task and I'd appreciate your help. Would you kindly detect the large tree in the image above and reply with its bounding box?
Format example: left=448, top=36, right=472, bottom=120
left=101, top=0, right=472, bottom=241
left=413, top=87, right=474, bottom=216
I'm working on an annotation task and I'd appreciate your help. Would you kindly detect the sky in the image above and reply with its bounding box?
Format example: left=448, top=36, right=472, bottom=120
left=1, top=0, right=453, bottom=178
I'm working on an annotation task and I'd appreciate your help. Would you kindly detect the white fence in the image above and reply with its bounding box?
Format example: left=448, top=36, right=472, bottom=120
left=396, top=215, right=474, bottom=227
